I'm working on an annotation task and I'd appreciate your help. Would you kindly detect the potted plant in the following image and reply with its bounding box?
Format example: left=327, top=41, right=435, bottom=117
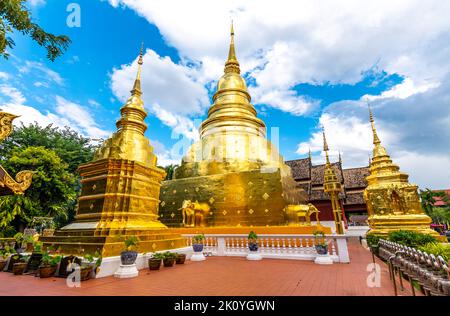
left=23, top=234, right=35, bottom=252
left=162, top=251, right=177, bottom=267
left=0, top=246, right=15, bottom=271
left=175, top=253, right=186, bottom=264
left=39, top=251, right=62, bottom=278
left=12, top=254, right=29, bottom=275
left=81, top=252, right=102, bottom=281
left=192, top=234, right=205, bottom=253
left=148, top=252, right=165, bottom=270
left=121, top=236, right=139, bottom=265
left=313, top=230, right=328, bottom=255
left=248, top=231, right=258, bottom=252
left=13, top=232, right=25, bottom=253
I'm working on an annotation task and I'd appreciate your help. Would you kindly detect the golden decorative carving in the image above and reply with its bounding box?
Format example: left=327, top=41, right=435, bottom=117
left=285, top=203, right=321, bottom=226
left=0, top=112, right=18, bottom=142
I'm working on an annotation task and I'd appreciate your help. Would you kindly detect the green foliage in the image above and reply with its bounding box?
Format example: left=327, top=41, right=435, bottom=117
left=387, top=230, right=438, bottom=248
left=192, top=234, right=205, bottom=244
left=419, top=243, right=450, bottom=262
left=151, top=252, right=165, bottom=260
left=419, top=188, right=450, bottom=224
left=366, top=234, right=380, bottom=248
left=0, top=0, right=71, bottom=61
left=13, top=232, right=23, bottom=244
left=83, top=251, right=102, bottom=268
left=124, top=236, right=139, bottom=251
left=162, top=251, right=177, bottom=259
left=0, top=245, right=15, bottom=259
left=248, top=231, right=258, bottom=241
left=33, top=241, right=42, bottom=253
left=40, top=251, right=61, bottom=267
left=159, top=164, right=179, bottom=180
left=0, top=146, right=76, bottom=229
left=313, top=230, right=327, bottom=247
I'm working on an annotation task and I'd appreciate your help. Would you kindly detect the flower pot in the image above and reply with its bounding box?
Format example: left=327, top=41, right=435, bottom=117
left=315, top=245, right=328, bottom=255
left=148, top=258, right=162, bottom=270
left=39, top=265, right=57, bottom=278
left=120, top=251, right=138, bottom=265
left=249, top=242, right=258, bottom=252
left=163, top=258, right=175, bottom=267
left=0, top=259, right=7, bottom=271
left=176, top=254, right=186, bottom=264
left=25, top=242, right=34, bottom=252
left=80, top=265, right=93, bottom=281
left=193, top=244, right=203, bottom=253
left=13, top=262, right=27, bottom=275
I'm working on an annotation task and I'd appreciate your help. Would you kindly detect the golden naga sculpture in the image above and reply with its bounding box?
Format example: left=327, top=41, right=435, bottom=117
left=285, top=203, right=320, bottom=226
left=159, top=23, right=306, bottom=228
left=0, top=112, right=33, bottom=196
left=39, top=45, right=186, bottom=256
left=180, top=200, right=210, bottom=227
left=364, top=106, right=439, bottom=238
left=322, top=129, right=345, bottom=234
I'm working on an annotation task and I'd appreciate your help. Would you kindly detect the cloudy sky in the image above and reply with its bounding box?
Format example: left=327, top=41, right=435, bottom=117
left=0, top=0, right=449, bottom=189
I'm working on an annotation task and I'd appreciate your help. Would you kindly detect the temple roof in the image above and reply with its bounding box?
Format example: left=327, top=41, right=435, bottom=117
left=343, top=167, right=370, bottom=189
left=285, top=158, right=311, bottom=180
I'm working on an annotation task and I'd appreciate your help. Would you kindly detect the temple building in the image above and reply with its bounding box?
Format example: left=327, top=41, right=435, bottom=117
left=159, top=24, right=308, bottom=229
left=285, top=156, right=370, bottom=225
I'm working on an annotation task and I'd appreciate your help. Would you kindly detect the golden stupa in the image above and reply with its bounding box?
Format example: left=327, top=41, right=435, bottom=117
left=364, top=107, right=439, bottom=238
left=159, top=24, right=311, bottom=232
left=40, top=46, right=186, bottom=256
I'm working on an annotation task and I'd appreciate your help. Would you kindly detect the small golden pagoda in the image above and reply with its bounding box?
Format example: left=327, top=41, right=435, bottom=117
left=364, top=107, right=438, bottom=238
left=0, top=112, right=33, bottom=196
left=159, top=24, right=309, bottom=231
left=40, top=46, right=186, bottom=256
left=322, top=129, right=344, bottom=234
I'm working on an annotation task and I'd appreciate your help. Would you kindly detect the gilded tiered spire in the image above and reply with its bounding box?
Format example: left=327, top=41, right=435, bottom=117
left=225, top=21, right=240, bottom=74
left=131, top=42, right=144, bottom=96
left=322, top=128, right=330, bottom=166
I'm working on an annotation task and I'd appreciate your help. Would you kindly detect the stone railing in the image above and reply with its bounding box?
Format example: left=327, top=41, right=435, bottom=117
left=183, top=234, right=350, bottom=263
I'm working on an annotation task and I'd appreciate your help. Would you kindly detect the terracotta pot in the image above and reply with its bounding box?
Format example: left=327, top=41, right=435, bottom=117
left=175, top=254, right=186, bottom=264
left=148, top=258, right=161, bottom=270
left=163, top=258, right=175, bottom=267
left=0, top=259, right=7, bottom=272
left=39, top=265, right=57, bottom=278
left=80, top=266, right=93, bottom=281
left=13, top=262, right=27, bottom=275
left=120, top=251, right=138, bottom=265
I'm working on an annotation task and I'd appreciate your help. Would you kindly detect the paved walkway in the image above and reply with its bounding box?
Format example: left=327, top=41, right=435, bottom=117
left=0, top=239, right=417, bottom=296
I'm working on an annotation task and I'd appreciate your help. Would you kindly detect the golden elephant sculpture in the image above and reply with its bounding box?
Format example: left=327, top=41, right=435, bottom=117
left=180, top=200, right=210, bottom=227
left=285, top=203, right=320, bottom=226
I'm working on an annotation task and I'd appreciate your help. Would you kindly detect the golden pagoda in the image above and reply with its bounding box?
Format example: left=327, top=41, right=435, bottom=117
left=40, top=46, right=186, bottom=256
left=0, top=112, right=33, bottom=196
left=322, top=129, right=344, bottom=234
left=159, top=24, right=308, bottom=231
left=364, top=106, right=439, bottom=238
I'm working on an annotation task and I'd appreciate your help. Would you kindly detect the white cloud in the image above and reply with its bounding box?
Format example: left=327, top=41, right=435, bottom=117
left=0, top=84, right=109, bottom=139
left=28, top=0, right=46, bottom=7
left=19, top=61, right=63, bottom=86
left=0, top=72, right=9, bottom=80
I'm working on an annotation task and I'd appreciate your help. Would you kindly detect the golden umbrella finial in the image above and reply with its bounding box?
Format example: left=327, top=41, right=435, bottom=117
left=131, top=42, right=145, bottom=96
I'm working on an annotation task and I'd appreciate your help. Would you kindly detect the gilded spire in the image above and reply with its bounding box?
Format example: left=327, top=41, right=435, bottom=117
left=131, top=42, right=144, bottom=96
left=322, top=128, right=330, bottom=166
left=308, top=147, right=312, bottom=161
left=225, top=21, right=240, bottom=74
left=368, top=104, right=381, bottom=145
left=338, top=150, right=342, bottom=165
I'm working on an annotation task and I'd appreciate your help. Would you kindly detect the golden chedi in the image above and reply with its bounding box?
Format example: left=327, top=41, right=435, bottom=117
left=40, top=46, right=186, bottom=256
left=159, top=24, right=307, bottom=229
left=364, top=107, right=439, bottom=238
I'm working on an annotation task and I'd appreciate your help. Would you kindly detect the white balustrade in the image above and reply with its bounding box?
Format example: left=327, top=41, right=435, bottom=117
left=182, top=234, right=350, bottom=263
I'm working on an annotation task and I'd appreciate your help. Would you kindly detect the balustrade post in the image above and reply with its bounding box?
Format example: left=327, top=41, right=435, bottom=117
left=336, top=237, right=350, bottom=263
left=217, top=237, right=225, bottom=256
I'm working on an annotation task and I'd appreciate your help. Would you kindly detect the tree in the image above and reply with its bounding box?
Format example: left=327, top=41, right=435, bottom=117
left=0, top=0, right=71, bottom=61
left=159, top=164, right=179, bottom=180
left=0, top=146, right=76, bottom=231
left=0, top=123, right=97, bottom=173
left=420, top=188, right=448, bottom=215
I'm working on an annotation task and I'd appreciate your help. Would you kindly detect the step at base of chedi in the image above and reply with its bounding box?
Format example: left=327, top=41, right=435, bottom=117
left=159, top=24, right=331, bottom=235
left=40, top=47, right=186, bottom=257
left=364, top=107, right=440, bottom=239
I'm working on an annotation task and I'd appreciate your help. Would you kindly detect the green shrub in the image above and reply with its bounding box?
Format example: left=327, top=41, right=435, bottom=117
left=387, top=230, right=437, bottom=248
left=366, top=234, right=380, bottom=247
left=419, top=243, right=450, bottom=261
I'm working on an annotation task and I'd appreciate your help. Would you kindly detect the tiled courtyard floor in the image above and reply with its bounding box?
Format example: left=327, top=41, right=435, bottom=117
left=0, top=238, right=417, bottom=296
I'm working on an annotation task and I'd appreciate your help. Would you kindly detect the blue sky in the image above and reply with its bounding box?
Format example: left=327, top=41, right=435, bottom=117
left=0, top=0, right=449, bottom=189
